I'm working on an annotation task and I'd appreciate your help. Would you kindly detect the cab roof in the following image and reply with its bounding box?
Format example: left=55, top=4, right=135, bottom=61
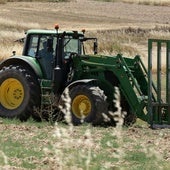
left=26, top=29, right=84, bottom=36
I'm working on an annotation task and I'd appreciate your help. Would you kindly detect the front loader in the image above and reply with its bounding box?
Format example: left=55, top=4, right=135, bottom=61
left=0, top=25, right=169, bottom=127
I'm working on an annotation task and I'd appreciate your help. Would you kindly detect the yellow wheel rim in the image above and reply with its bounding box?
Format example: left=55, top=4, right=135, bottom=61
left=0, top=78, right=24, bottom=110
left=72, top=95, right=92, bottom=119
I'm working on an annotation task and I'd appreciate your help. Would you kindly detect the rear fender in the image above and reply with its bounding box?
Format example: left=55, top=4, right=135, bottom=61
left=0, top=56, right=43, bottom=78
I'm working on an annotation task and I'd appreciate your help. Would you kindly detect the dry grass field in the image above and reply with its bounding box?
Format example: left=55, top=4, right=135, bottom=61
left=0, top=0, right=170, bottom=169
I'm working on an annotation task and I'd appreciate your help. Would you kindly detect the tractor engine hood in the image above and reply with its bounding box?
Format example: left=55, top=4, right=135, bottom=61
left=78, top=54, right=135, bottom=69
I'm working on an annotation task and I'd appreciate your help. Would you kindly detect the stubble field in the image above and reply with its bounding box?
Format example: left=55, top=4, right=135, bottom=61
left=0, top=0, right=170, bottom=169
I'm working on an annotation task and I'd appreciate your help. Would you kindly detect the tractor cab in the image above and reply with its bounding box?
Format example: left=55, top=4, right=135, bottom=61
left=23, top=28, right=97, bottom=81
left=23, top=29, right=82, bottom=79
left=22, top=27, right=98, bottom=94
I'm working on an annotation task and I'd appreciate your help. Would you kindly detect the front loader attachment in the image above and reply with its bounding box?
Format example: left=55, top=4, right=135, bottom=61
left=148, top=39, right=170, bottom=128
left=115, top=54, right=149, bottom=122
left=114, top=39, right=170, bottom=128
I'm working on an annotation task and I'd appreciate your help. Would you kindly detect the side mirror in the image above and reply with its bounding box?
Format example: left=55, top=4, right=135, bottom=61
left=94, top=41, right=98, bottom=55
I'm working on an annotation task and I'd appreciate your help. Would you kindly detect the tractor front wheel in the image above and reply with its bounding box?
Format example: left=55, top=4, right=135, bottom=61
left=60, top=85, right=108, bottom=125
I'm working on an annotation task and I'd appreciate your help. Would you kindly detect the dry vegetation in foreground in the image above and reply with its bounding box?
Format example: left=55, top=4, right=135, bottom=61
left=1, top=118, right=170, bottom=170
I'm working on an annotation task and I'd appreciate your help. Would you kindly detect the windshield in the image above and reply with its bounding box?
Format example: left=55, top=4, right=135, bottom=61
left=64, top=38, right=81, bottom=59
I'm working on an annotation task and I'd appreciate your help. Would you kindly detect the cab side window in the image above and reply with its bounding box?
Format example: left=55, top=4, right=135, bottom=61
left=27, top=35, right=38, bottom=57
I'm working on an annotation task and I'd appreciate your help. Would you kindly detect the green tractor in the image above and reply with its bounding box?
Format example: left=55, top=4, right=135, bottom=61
left=0, top=25, right=170, bottom=127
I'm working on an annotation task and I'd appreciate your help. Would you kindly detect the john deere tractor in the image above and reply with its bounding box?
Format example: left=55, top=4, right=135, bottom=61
left=0, top=25, right=170, bottom=127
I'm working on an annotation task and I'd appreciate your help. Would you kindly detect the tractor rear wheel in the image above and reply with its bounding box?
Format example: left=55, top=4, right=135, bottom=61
left=60, top=85, right=108, bottom=125
left=0, top=65, right=40, bottom=120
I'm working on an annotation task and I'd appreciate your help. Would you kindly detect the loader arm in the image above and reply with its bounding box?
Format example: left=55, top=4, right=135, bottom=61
left=110, top=54, right=149, bottom=121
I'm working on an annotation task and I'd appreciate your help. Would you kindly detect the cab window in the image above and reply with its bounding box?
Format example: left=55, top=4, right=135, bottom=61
left=27, top=35, right=39, bottom=57
left=64, top=38, right=81, bottom=59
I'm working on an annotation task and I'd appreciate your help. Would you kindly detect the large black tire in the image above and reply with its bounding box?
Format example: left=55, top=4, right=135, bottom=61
left=60, top=85, right=108, bottom=125
left=0, top=65, right=41, bottom=120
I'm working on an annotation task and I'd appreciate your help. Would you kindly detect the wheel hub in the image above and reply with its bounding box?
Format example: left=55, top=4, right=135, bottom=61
left=72, top=95, right=91, bottom=118
left=0, top=78, right=24, bottom=110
